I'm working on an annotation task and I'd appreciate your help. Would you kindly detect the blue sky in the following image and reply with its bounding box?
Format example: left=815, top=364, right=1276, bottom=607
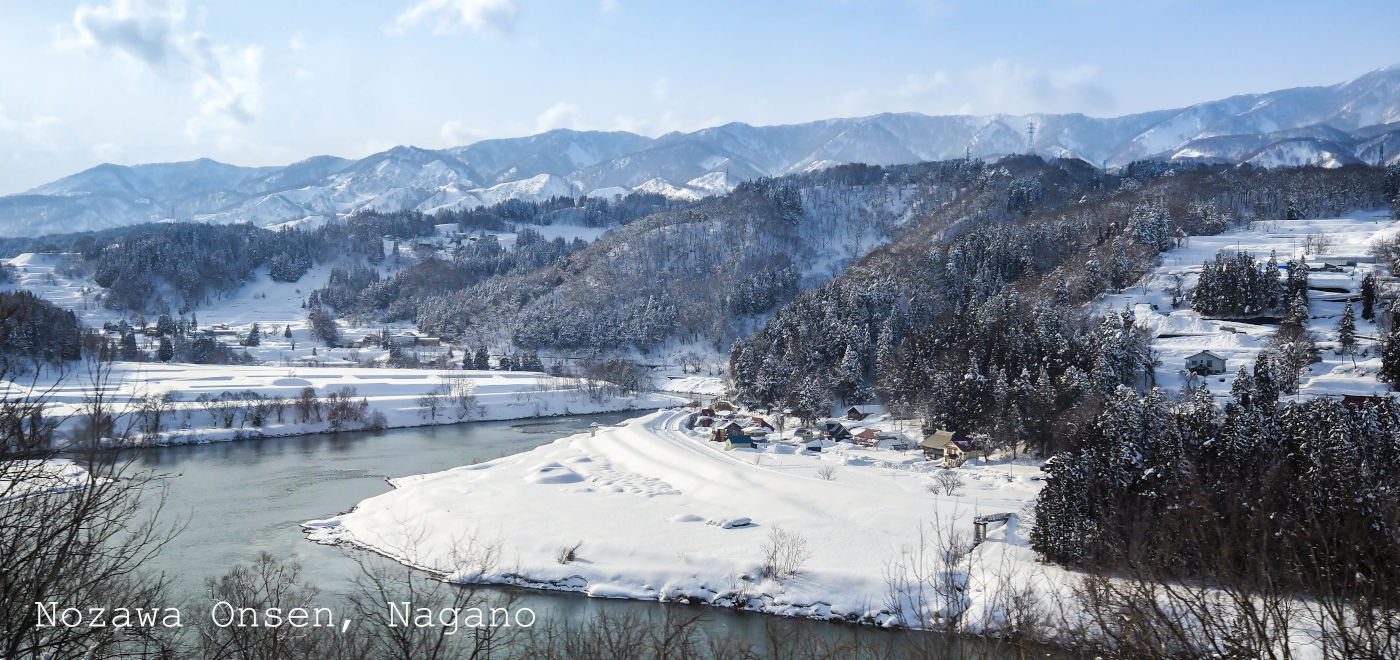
left=0, top=0, right=1396, bottom=194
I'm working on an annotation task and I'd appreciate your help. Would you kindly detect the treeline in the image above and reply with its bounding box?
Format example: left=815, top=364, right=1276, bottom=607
left=1189, top=250, right=1309, bottom=318
left=1033, top=379, right=1400, bottom=613
left=434, top=191, right=682, bottom=230
left=311, top=228, right=589, bottom=321
left=730, top=162, right=1391, bottom=454
left=0, top=291, right=82, bottom=370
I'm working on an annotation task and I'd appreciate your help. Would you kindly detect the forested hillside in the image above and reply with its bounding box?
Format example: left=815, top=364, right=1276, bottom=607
left=410, top=161, right=997, bottom=353
left=731, top=162, right=1394, bottom=454
left=0, top=193, right=675, bottom=316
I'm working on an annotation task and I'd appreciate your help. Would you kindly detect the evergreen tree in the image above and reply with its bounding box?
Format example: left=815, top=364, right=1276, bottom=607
left=1055, top=275, right=1072, bottom=307
left=1361, top=273, right=1377, bottom=320
left=283, top=324, right=292, bottom=339
left=1338, top=302, right=1357, bottom=360
left=157, top=335, right=174, bottom=362
left=1281, top=291, right=1310, bottom=335
left=1381, top=306, right=1400, bottom=384
left=473, top=346, right=490, bottom=370
left=1082, top=249, right=1106, bottom=296
left=119, top=331, right=139, bottom=361
left=243, top=322, right=261, bottom=347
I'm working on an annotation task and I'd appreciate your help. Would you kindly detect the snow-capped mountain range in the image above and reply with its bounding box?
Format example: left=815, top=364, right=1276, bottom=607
left=4, top=66, right=1400, bottom=237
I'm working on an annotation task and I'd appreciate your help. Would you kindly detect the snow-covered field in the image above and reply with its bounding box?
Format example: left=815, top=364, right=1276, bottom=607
left=1096, top=212, right=1398, bottom=398
left=7, top=362, right=680, bottom=448
left=306, top=408, right=1054, bottom=629
left=0, top=458, right=94, bottom=501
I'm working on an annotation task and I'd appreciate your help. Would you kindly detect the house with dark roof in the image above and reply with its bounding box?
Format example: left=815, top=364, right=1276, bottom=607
left=724, top=435, right=755, bottom=450
left=1186, top=350, right=1227, bottom=375
left=818, top=421, right=851, bottom=441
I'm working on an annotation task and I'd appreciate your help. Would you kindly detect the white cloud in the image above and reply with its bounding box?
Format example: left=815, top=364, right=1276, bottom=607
left=535, top=101, right=580, bottom=133
left=393, top=0, right=518, bottom=36
left=842, top=60, right=1115, bottom=117
left=963, top=60, right=1113, bottom=115
left=440, top=119, right=484, bottom=145
left=92, top=141, right=126, bottom=163
left=600, top=0, right=620, bottom=14
left=58, top=0, right=264, bottom=141
left=650, top=76, right=669, bottom=102
left=62, top=0, right=186, bottom=68
left=288, top=31, right=308, bottom=52
left=185, top=39, right=263, bottom=137
left=0, top=103, right=60, bottom=150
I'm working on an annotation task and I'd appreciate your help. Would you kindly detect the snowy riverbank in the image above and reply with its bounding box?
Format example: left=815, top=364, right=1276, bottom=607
left=303, top=409, right=1060, bottom=631
left=10, top=363, right=682, bottom=450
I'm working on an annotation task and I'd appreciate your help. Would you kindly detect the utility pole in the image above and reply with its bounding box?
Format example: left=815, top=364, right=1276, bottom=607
left=1025, top=121, right=1036, bottom=154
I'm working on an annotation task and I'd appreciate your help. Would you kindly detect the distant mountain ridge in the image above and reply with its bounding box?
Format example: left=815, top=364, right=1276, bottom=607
left=4, top=65, right=1400, bottom=237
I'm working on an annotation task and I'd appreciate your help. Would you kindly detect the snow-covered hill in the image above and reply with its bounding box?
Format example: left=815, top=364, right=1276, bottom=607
left=5, top=66, right=1400, bottom=237
left=1095, top=212, right=1399, bottom=399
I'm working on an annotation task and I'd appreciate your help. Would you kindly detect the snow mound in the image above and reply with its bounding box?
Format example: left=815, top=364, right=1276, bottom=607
left=524, top=462, right=585, bottom=484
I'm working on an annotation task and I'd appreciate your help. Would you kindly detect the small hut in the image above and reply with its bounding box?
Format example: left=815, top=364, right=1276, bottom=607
left=724, top=435, right=755, bottom=450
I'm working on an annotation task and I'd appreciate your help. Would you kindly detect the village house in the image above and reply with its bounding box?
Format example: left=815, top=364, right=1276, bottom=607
left=749, top=416, right=774, bottom=431
left=724, top=435, right=755, bottom=450
left=709, top=421, right=746, bottom=443
left=1186, top=350, right=1227, bottom=375
left=845, top=406, right=868, bottom=421
left=818, top=421, right=851, bottom=441
left=921, top=430, right=981, bottom=466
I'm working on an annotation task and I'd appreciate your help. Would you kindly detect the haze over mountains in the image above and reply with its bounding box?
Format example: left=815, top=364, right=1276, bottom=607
left=3, top=65, right=1400, bottom=238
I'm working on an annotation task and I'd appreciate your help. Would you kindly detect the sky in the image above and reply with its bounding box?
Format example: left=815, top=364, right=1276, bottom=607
left=0, top=0, right=1397, bottom=194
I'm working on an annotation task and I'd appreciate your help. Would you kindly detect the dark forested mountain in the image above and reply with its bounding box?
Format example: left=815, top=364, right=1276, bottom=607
left=730, top=162, right=1392, bottom=453
left=4, top=66, right=1400, bottom=237
left=408, top=161, right=989, bottom=353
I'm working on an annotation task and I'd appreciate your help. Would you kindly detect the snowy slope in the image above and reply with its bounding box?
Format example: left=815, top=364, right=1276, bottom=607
left=5, top=66, right=1400, bottom=236
left=1095, top=211, right=1399, bottom=399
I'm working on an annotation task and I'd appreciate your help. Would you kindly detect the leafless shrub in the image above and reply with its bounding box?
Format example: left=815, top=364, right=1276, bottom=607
left=556, top=541, right=583, bottom=565
left=322, top=386, right=368, bottom=431
left=883, top=514, right=970, bottom=636
left=417, top=382, right=451, bottom=422
left=817, top=465, right=837, bottom=481
left=444, top=376, right=484, bottom=421
left=929, top=469, right=964, bottom=497
left=760, top=526, right=811, bottom=581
